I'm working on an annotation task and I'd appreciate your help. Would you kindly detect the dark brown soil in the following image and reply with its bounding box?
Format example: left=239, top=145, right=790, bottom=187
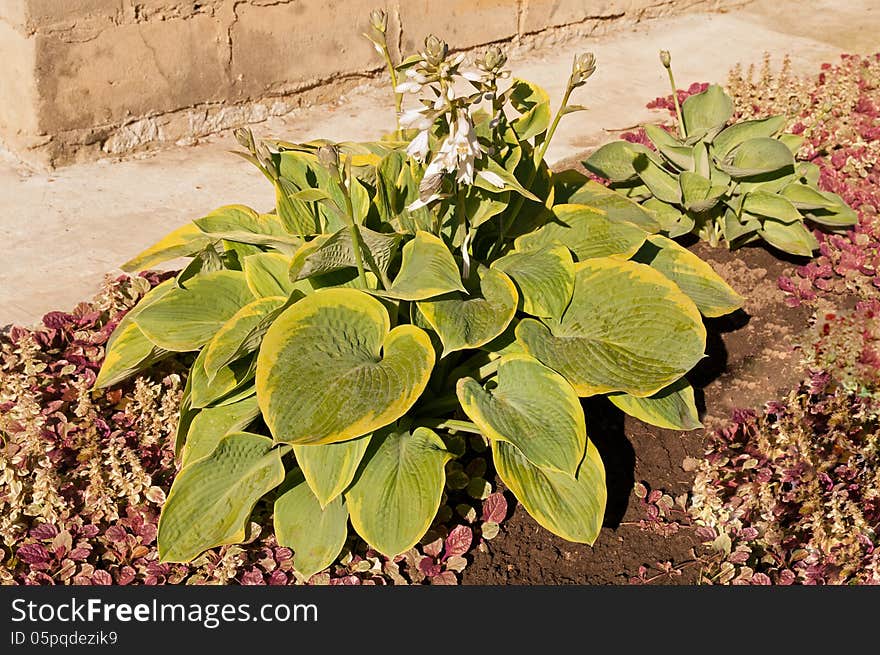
left=462, top=242, right=812, bottom=585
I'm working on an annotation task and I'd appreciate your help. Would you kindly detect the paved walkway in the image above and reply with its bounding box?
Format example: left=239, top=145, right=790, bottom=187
left=1, top=1, right=877, bottom=325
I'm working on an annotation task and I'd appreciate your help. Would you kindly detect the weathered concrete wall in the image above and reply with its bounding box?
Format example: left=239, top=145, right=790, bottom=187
left=0, top=0, right=748, bottom=167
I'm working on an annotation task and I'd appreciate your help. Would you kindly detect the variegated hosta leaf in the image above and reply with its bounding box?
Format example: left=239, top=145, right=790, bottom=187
left=509, top=78, right=551, bottom=142
left=345, top=426, right=451, bottom=557
left=567, top=179, right=661, bottom=232
left=121, top=223, right=214, bottom=273
left=134, top=270, right=255, bottom=351
left=291, top=226, right=402, bottom=280
left=293, top=435, right=371, bottom=507
left=417, top=267, right=518, bottom=356
left=374, top=230, right=465, bottom=300
left=514, top=204, right=647, bottom=262
left=493, top=245, right=574, bottom=320
left=635, top=235, right=743, bottom=318
left=95, top=280, right=175, bottom=388
left=180, top=395, right=262, bottom=467
left=193, top=205, right=301, bottom=250
left=243, top=253, right=296, bottom=298
left=158, top=433, right=287, bottom=563
left=203, top=296, right=288, bottom=379
left=189, top=346, right=257, bottom=409
left=516, top=257, right=706, bottom=397
left=274, top=470, right=349, bottom=578
left=608, top=378, right=702, bottom=430
left=256, top=288, right=435, bottom=445
left=457, top=354, right=585, bottom=475
left=493, top=439, right=606, bottom=544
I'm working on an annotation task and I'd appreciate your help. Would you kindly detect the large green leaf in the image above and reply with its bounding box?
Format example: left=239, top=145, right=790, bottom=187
left=759, top=219, right=818, bottom=257
left=134, top=271, right=254, bottom=351
left=293, top=435, right=371, bottom=507
left=712, top=115, right=786, bottom=158
left=635, top=156, right=682, bottom=204
left=493, top=245, right=575, bottom=320
left=256, top=288, right=435, bottom=445
left=608, top=378, right=701, bottom=430
left=493, top=439, right=605, bottom=544
left=243, top=253, right=296, bottom=298
left=95, top=280, right=175, bottom=388
left=719, top=138, right=795, bottom=178
left=567, top=179, right=661, bottom=232
left=743, top=190, right=803, bottom=224
left=681, top=84, right=733, bottom=138
left=194, top=205, right=301, bottom=250
left=291, top=226, right=402, bottom=280
left=417, top=267, right=518, bottom=356
left=780, top=182, right=837, bottom=210
left=804, top=190, right=859, bottom=227
left=203, top=296, right=287, bottom=380
left=158, top=432, right=287, bottom=562
left=516, top=257, right=706, bottom=397
left=179, top=395, right=262, bottom=467
left=509, top=78, right=552, bottom=142
left=583, top=141, right=656, bottom=182
left=514, top=204, right=647, bottom=262
left=274, top=470, right=350, bottom=578
left=458, top=354, right=585, bottom=474
left=679, top=171, right=726, bottom=213
left=345, top=426, right=451, bottom=557
left=374, top=231, right=465, bottom=300
left=189, top=349, right=256, bottom=409
left=635, top=235, right=743, bottom=317
left=121, top=223, right=214, bottom=273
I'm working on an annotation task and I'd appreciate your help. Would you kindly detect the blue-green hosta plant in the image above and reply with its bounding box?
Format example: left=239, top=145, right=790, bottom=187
left=94, top=18, right=743, bottom=577
left=583, top=51, right=857, bottom=257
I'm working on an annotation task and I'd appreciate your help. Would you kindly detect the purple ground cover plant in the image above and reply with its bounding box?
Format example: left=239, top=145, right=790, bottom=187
left=0, top=275, right=502, bottom=585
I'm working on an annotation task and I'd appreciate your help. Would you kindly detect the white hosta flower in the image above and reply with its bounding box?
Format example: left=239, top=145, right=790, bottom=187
left=399, top=108, right=433, bottom=131
left=395, top=68, right=429, bottom=94
left=406, top=129, right=431, bottom=162
left=423, top=110, right=482, bottom=185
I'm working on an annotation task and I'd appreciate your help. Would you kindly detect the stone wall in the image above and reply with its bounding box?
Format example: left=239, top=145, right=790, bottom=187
left=0, top=0, right=747, bottom=167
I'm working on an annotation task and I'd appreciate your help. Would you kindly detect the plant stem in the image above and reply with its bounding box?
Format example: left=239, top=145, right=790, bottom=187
left=665, top=66, right=686, bottom=139
left=340, top=163, right=368, bottom=288
left=477, top=358, right=500, bottom=380
left=380, top=43, right=403, bottom=138
left=416, top=418, right=483, bottom=435
left=492, top=83, right=575, bottom=258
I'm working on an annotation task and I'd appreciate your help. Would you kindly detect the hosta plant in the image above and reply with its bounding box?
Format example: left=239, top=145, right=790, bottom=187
left=94, top=18, right=742, bottom=576
left=583, top=51, right=857, bottom=257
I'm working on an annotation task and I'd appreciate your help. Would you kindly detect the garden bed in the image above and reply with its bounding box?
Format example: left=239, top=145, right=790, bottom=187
left=2, top=52, right=878, bottom=586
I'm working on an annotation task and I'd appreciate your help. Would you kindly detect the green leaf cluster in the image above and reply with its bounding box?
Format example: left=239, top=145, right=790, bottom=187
left=95, top=49, right=743, bottom=578
left=583, top=84, right=857, bottom=256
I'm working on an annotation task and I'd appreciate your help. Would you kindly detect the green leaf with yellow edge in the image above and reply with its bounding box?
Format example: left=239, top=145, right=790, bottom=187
left=417, top=267, right=518, bottom=356
left=516, top=257, right=706, bottom=397
left=194, top=205, right=301, bottom=250
left=374, top=231, right=465, bottom=301
left=493, top=438, right=605, bottom=544
left=275, top=177, right=321, bottom=236
left=203, top=296, right=287, bottom=380
left=345, top=426, right=451, bottom=557
left=95, top=280, right=175, bottom=388
left=567, top=179, right=661, bottom=232
left=457, top=354, right=585, bottom=474
left=189, top=346, right=257, bottom=409
left=180, top=395, right=261, bottom=467
left=274, top=470, right=349, bottom=578
left=291, top=226, right=402, bottom=280
left=121, top=222, right=214, bottom=273
left=608, top=378, right=702, bottom=430
left=509, top=78, right=551, bottom=142
left=158, top=432, right=287, bottom=563
left=634, top=235, right=743, bottom=318
left=759, top=219, right=818, bottom=257
left=293, top=435, right=371, bottom=507
left=243, top=253, right=296, bottom=298
left=493, top=245, right=574, bottom=320
left=256, top=288, right=435, bottom=445
left=514, top=204, right=647, bottom=262
left=134, top=270, right=255, bottom=352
